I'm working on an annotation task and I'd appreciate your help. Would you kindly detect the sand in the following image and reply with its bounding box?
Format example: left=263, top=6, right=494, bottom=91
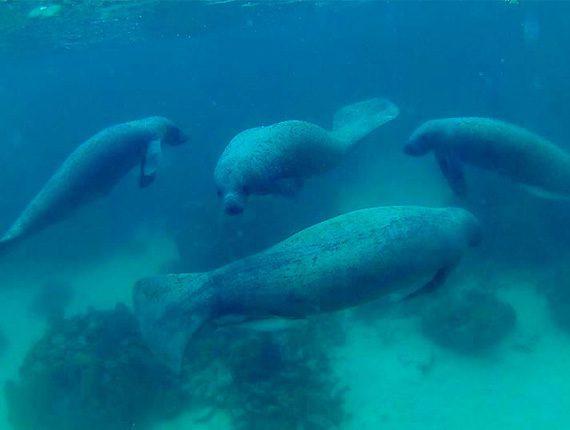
left=0, top=233, right=569, bottom=430
left=336, top=271, right=570, bottom=430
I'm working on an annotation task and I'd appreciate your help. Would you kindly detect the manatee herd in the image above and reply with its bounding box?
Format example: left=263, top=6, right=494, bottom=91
left=3, top=98, right=569, bottom=371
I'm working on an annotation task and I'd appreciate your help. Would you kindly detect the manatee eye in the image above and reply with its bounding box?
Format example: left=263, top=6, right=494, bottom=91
left=216, top=189, right=222, bottom=198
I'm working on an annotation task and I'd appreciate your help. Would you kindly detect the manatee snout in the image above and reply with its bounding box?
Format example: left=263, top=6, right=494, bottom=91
left=165, top=127, right=189, bottom=146
left=404, top=120, right=444, bottom=156
left=222, top=192, right=245, bottom=216
left=177, top=131, right=189, bottom=145
left=403, top=140, right=426, bottom=156
left=404, top=130, right=433, bottom=156
left=214, top=166, right=247, bottom=215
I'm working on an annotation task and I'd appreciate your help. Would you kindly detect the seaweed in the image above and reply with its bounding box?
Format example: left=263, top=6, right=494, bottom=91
left=5, top=304, right=188, bottom=430
left=182, top=316, right=348, bottom=430
left=6, top=305, right=347, bottom=430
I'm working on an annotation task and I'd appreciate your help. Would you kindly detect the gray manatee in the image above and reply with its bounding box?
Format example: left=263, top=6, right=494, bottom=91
left=214, top=98, right=399, bottom=215
left=404, top=117, right=570, bottom=198
left=133, top=205, right=481, bottom=371
left=0, top=116, right=187, bottom=252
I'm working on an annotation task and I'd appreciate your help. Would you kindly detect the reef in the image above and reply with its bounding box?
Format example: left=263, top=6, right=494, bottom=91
left=6, top=305, right=347, bottom=430
left=183, top=317, right=347, bottom=430
left=5, top=304, right=188, bottom=430
left=420, top=290, right=517, bottom=355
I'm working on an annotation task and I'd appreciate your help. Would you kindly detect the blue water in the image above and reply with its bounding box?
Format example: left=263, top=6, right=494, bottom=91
left=1, top=1, right=570, bottom=429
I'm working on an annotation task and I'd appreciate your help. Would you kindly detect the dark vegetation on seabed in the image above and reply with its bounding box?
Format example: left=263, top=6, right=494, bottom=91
left=182, top=318, right=347, bottom=430
left=1, top=1, right=570, bottom=430
left=5, top=306, right=347, bottom=430
left=5, top=305, right=188, bottom=430
left=420, top=290, right=517, bottom=355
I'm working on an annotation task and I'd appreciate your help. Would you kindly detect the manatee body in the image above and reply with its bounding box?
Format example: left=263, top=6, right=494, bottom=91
left=215, top=98, right=399, bottom=215
left=0, top=116, right=187, bottom=252
left=134, top=205, right=481, bottom=370
left=404, top=117, right=570, bottom=198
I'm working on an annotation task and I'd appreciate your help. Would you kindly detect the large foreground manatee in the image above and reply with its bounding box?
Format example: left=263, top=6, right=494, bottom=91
left=214, top=98, right=399, bottom=215
left=0, top=117, right=187, bottom=252
left=404, top=117, right=570, bottom=198
left=134, top=206, right=481, bottom=371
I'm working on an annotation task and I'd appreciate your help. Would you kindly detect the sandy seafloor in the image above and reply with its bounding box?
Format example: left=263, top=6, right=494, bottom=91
left=0, top=230, right=569, bottom=430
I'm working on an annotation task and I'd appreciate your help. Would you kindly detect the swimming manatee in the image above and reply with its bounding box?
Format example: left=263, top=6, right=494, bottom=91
left=404, top=117, right=570, bottom=199
left=214, top=98, right=399, bottom=215
left=0, top=117, right=188, bottom=253
left=133, top=205, right=481, bottom=371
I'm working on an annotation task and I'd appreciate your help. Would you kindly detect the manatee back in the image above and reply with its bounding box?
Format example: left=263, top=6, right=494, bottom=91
left=35, top=124, right=147, bottom=207
left=439, top=118, right=570, bottom=191
left=211, top=206, right=479, bottom=317
left=271, top=206, right=476, bottom=288
left=215, top=120, right=342, bottom=188
left=0, top=122, right=153, bottom=245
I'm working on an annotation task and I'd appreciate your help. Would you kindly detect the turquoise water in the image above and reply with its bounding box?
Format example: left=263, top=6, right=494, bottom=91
left=1, top=1, right=570, bottom=429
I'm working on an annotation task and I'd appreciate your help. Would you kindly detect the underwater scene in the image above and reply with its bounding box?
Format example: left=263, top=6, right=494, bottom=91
left=1, top=1, right=570, bottom=429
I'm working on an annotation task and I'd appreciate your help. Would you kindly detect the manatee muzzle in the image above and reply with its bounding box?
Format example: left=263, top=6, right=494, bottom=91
left=223, top=193, right=245, bottom=215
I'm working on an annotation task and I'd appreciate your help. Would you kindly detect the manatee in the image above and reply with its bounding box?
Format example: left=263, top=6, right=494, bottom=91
left=133, top=205, right=481, bottom=371
left=0, top=116, right=187, bottom=252
left=214, top=98, right=399, bottom=215
left=404, top=117, right=570, bottom=198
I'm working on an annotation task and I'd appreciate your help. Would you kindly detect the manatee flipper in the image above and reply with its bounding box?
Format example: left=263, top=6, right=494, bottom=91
left=404, top=265, right=455, bottom=301
left=133, top=273, right=210, bottom=373
left=331, top=97, right=400, bottom=148
left=139, top=140, right=162, bottom=188
left=435, top=150, right=467, bottom=197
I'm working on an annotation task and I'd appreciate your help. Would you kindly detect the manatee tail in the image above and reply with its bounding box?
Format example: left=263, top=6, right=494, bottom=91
left=133, top=272, right=211, bottom=373
left=331, top=97, right=399, bottom=148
